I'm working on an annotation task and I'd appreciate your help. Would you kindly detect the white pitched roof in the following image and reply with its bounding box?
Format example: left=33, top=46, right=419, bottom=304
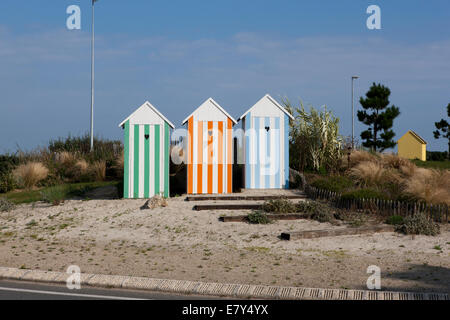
left=238, top=94, right=294, bottom=121
left=118, top=101, right=175, bottom=129
left=182, top=97, right=237, bottom=125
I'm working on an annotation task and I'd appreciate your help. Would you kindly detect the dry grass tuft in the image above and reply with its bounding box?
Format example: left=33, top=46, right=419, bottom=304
left=349, top=161, right=386, bottom=187
left=75, top=159, right=89, bottom=173
left=67, top=159, right=90, bottom=181
left=141, top=195, right=168, bottom=209
left=405, top=168, right=450, bottom=205
left=350, top=150, right=378, bottom=165
left=381, top=153, right=412, bottom=170
left=112, top=151, right=124, bottom=179
left=90, top=161, right=106, bottom=181
left=57, top=151, right=77, bottom=165
left=13, top=162, right=49, bottom=189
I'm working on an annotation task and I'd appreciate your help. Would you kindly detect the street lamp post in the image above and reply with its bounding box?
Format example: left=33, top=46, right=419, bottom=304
left=90, top=0, right=98, bottom=152
left=351, top=75, right=359, bottom=149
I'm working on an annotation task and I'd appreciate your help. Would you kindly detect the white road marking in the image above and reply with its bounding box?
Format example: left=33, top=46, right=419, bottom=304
left=0, top=286, right=147, bottom=300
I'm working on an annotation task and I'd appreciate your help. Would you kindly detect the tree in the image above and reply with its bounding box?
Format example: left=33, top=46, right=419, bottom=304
left=433, top=103, right=450, bottom=159
left=357, top=83, right=400, bottom=152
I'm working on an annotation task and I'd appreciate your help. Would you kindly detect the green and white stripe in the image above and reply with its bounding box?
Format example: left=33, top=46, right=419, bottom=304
left=123, top=121, right=170, bottom=198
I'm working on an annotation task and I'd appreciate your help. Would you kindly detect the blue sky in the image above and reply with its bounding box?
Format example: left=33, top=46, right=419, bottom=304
left=0, top=0, right=449, bottom=152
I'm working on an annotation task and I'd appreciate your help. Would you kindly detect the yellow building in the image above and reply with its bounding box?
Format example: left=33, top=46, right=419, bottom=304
left=397, top=130, right=427, bottom=161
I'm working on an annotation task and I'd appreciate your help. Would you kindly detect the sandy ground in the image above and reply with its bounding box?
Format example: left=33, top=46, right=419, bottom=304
left=0, top=188, right=449, bottom=293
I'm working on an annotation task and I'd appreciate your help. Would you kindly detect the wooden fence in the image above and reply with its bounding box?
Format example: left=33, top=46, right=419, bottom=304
left=304, top=185, right=449, bottom=223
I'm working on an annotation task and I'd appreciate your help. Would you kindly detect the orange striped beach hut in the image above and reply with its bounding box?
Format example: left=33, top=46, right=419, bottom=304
left=182, top=98, right=237, bottom=194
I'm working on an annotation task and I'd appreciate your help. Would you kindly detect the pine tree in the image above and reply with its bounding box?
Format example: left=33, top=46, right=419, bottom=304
left=433, top=103, right=450, bottom=159
left=358, top=83, right=400, bottom=152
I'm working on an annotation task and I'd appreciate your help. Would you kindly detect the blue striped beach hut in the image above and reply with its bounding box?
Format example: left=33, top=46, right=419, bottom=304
left=118, top=101, right=175, bottom=198
left=238, top=94, right=294, bottom=189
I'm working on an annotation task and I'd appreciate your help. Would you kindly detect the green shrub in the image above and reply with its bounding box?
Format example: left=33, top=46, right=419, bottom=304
left=247, top=211, right=272, bottom=224
left=0, top=172, right=16, bottom=193
left=40, top=173, right=64, bottom=188
left=48, top=133, right=122, bottom=163
left=340, top=188, right=388, bottom=201
left=0, top=197, right=15, bottom=212
left=40, top=186, right=66, bottom=206
left=262, top=199, right=295, bottom=213
left=338, top=211, right=367, bottom=227
left=310, top=175, right=353, bottom=193
left=397, top=212, right=440, bottom=236
left=295, top=200, right=320, bottom=214
left=284, top=99, right=343, bottom=173
left=0, top=154, right=19, bottom=176
left=426, top=151, right=448, bottom=162
left=386, top=215, right=404, bottom=225
left=296, top=201, right=333, bottom=222
left=0, top=154, right=19, bottom=193
left=412, top=160, right=450, bottom=170
left=310, top=209, right=333, bottom=223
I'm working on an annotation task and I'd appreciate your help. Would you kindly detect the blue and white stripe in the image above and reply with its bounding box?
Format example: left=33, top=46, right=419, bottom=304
left=244, top=114, right=289, bottom=189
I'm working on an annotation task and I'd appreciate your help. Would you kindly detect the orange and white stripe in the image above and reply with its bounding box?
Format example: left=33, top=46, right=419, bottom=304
left=187, top=116, right=233, bottom=194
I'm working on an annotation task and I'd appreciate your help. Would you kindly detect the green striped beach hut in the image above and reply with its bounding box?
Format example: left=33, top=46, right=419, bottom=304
left=118, top=101, right=175, bottom=198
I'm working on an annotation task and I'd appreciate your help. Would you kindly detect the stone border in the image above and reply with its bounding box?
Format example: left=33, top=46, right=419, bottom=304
left=0, top=267, right=448, bottom=300
left=186, top=195, right=306, bottom=201
left=219, top=213, right=308, bottom=223
left=281, top=225, right=396, bottom=240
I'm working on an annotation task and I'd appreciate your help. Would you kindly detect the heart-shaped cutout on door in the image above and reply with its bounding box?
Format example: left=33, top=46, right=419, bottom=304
left=144, top=134, right=149, bottom=140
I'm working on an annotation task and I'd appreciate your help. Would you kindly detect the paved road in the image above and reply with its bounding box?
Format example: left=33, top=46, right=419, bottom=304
left=0, top=280, right=217, bottom=300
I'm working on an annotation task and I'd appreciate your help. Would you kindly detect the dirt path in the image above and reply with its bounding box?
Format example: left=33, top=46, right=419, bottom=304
left=1, top=193, right=449, bottom=293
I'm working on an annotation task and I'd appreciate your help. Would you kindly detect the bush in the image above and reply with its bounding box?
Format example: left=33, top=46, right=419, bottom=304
left=397, top=212, right=440, bottom=236
left=262, top=199, right=295, bottom=213
left=48, top=133, right=122, bottom=163
left=89, top=161, right=106, bottom=181
left=310, top=209, right=333, bottom=223
left=13, top=162, right=49, bottom=189
left=111, top=151, right=124, bottom=180
left=0, top=197, right=15, bottom=212
left=0, top=154, right=19, bottom=176
left=340, top=188, right=388, bottom=201
left=381, top=153, right=414, bottom=170
left=247, top=211, right=272, bottom=224
left=40, top=173, right=64, bottom=188
left=40, top=186, right=66, bottom=205
left=404, top=168, right=450, bottom=205
left=310, top=175, right=353, bottom=193
left=295, top=201, right=333, bottom=222
left=295, top=200, right=320, bottom=214
left=54, top=151, right=78, bottom=178
left=386, top=215, right=404, bottom=225
left=427, top=151, right=448, bottom=161
left=284, top=99, right=343, bottom=173
left=344, top=150, right=379, bottom=168
left=0, top=172, right=16, bottom=193
left=73, top=159, right=90, bottom=181
left=0, top=154, right=19, bottom=193
left=291, top=172, right=304, bottom=189
left=349, top=161, right=387, bottom=187
left=335, top=211, right=367, bottom=227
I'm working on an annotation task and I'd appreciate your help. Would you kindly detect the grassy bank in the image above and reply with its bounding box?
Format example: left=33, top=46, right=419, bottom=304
left=306, top=151, right=450, bottom=206
left=412, top=160, right=450, bottom=170
left=4, top=181, right=120, bottom=204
